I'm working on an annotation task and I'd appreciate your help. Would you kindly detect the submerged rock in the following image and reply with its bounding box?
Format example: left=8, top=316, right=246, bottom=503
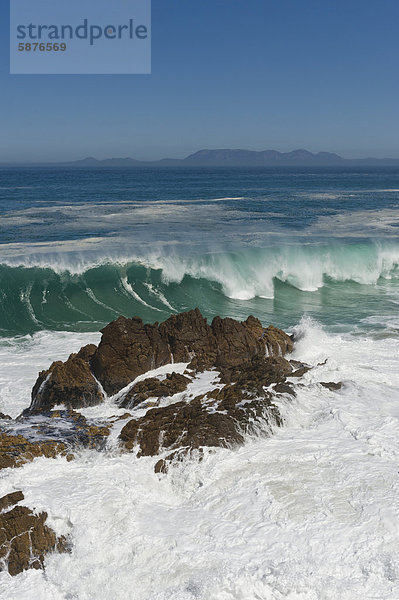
left=0, top=409, right=110, bottom=468
left=320, top=381, right=343, bottom=391
left=0, top=492, right=69, bottom=576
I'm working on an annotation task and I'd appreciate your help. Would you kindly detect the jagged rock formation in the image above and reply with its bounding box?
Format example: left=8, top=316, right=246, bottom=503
left=27, top=309, right=293, bottom=414
left=17, top=309, right=301, bottom=472
left=119, top=354, right=291, bottom=460
left=0, top=491, right=69, bottom=576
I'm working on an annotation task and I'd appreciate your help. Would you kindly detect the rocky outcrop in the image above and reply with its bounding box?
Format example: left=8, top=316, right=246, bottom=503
left=91, top=309, right=293, bottom=397
left=0, top=492, right=69, bottom=576
left=28, top=309, right=293, bottom=414
left=119, top=353, right=291, bottom=459
left=119, top=372, right=191, bottom=409
left=0, top=433, right=71, bottom=470
left=159, top=308, right=217, bottom=364
left=22, top=309, right=300, bottom=467
left=27, top=344, right=102, bottom=415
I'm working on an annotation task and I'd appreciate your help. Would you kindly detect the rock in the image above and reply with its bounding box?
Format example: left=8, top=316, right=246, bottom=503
left=273, top=382, right=296, bottom=396
left=0, top=491, right=24, bottom=512
left=263, top=325, right=294, bottom=356
left=211, top=316, right=264, bottom=371
left=290, top=364, right=312, bottom=378
left=119, top=372, right=191, bottom=409
left=0, top=413, right=11, bottom=420
left=120, top=357, right=284, bottom=459
left=76, top=344, right=97, bottom=362
left=159, top=308, right=217, bottom=364
left=0, top=501, right=68, bottom=576
left=27, top=352, right=103, bottom=415
left=24, top=310, right=296, bottom=462
left=91, top=316, right=171, bottom=395
left=37, top=409, right=110, bottom=449
left=120, top=397, right=246, bottom=456
left=29, top=309, right=293, bottom=409
left=320, top=381, right=343, bottom=391
left=91, top=309, right=293, bottom=396
left=220, top=354, right=293, bottom=386
left=0, top=433, right=70, bottom=470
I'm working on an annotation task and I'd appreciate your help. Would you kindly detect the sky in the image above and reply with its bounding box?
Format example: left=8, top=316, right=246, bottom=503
left=1, top=0, right=399, bottom=162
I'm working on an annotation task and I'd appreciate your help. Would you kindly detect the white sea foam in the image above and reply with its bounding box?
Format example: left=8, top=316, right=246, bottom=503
left=0, top=331, right=100, bottom=418
left=0, top=319, right=398, bottom=598
left=120, top=276, right=162, bottom=311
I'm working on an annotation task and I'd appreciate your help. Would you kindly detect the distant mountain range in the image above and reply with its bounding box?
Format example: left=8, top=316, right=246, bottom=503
left=3, top=149, right=399, bottom=167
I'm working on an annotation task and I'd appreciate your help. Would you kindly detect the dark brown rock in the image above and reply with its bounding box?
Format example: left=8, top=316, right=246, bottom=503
left=120, top=359, right=283, bottom=459
left=290, top=365, right=312, bottom=378
left=91, top=316, right=171, bottom=395
left=159, top=308, right=217, bottom=364
left=263, top=325, right=294, bottom=356
left=320, top=381, right=343, bottom=391
left=0, top=413, right=11, bottom=420
left=119, top=372, right=191, bottom=409
left=90, top=309, right=293, bottom=397
left=0, top=503, right=68, bottom=576
left=76, top=344, right=97, bottom=362
left=0, top=491, right=24, bottom=512
left=0, top=433, right=70, bottom=470
left=28, top=352, right=103, bottom=415
left=29, top=309, right=293, bottom=408
left=220, top=354, right=293, bottom=386
left=120, top=397, right=246, bottom=456
left=211, top=315, right=264, bottom=371
left=273, top=382, right=296, bottom=396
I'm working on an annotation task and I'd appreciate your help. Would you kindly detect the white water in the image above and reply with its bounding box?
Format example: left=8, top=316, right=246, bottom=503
left=2, top=241, right=399, bottom=302
left=1, top=319, right=399, bottom=599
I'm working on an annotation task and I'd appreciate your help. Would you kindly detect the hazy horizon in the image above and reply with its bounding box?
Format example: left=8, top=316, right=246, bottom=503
left=1, top=0, right=398, bottom=163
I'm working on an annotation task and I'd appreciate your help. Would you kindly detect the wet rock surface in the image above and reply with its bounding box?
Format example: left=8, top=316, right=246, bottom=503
left=119, top=372, right=191, bottom=409
left=120, top=354, right=289, bottom=458
left=27, top=346, right=103, bottom=415
left=21, top=309, right=303, bottom=466
left=0, top=492, right=69, bottom=576
left=0, top=432, right=70, bottom=470
left=320, top=381, right=343, bottom=391
left=27, top=308, right=294, bottom=414
left=0, top=409, right=112, bottom=472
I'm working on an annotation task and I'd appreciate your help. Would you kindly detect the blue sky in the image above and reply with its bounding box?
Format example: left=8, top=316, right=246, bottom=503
left=1, top=0, right=399, bottom=162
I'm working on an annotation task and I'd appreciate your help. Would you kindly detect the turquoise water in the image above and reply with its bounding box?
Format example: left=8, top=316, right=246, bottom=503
left=1, top=166, right=399, bottom=335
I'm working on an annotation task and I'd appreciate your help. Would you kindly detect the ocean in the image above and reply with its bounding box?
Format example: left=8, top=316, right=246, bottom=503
left=0, top=166, right=399, bottom=599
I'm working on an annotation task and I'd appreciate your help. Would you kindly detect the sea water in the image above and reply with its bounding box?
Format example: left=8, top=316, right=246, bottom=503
left=0, top=167, right=398, bottom=599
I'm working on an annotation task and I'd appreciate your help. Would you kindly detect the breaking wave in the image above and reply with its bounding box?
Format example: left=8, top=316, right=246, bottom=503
left=1, top=241, right=399, bottom=335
